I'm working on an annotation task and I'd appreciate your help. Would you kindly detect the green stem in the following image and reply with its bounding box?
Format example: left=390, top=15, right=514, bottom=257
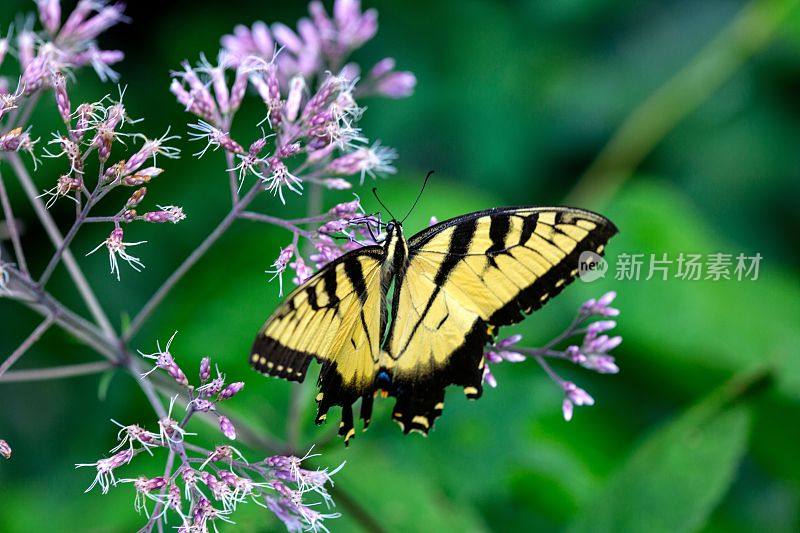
left=566, top=0, right=799, bottom=208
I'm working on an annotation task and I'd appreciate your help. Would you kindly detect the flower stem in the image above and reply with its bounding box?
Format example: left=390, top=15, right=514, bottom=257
left=5, top=265, right=115, bottom=359
left=0, top=360, right=113, bottom=382
left=566, top=0, right=798, bottom=208
left=225, top=150, right=240, bottom=204
left=0, top=315, right=54, bottom=377
left=39, top=187, right=98, bottom=286
left=0, top=170, right=28, bottom=274
left=124, top=181, right=262, bottom=340
left=238, top=210, right=315, bottom=238
left=8, top=153, right=117, bottom=339
left=83, top=216, right=119, bottom=223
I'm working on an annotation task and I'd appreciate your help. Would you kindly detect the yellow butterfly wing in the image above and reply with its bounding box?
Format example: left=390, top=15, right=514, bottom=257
left=250, top=247, right=384, bottom=443
left=383, top=207, right=617, bottom=434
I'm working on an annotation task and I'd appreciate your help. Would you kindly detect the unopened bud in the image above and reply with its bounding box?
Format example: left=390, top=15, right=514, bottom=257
left=218, top=382, right=244, bottom=401
left=123, top=167, right=163, bottom=187
left=105, top=160, right=127, bottom=182
left=0, top=439, right=10, bottom=459
left=120, top=209, right=137, bottom=223
left=126, top=187, right=147, bottom=208
left=52, top=72, right=71, bottom=123
left=199, top=357, right=211, bottom=382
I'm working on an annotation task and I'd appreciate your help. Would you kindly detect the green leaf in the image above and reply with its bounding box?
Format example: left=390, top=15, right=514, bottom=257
left=97, top=369, right=117, bottom=402
left=588, top=180, right=800, bottom=391
left=567, top=373, right=756, bottom=533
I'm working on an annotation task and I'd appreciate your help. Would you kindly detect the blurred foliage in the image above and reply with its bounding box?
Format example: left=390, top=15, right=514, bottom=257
left=1, top=0, right=800, bottom=532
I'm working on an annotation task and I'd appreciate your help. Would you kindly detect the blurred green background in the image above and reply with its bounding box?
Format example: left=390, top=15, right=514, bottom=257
left=1, top=0, right=800, bottom=531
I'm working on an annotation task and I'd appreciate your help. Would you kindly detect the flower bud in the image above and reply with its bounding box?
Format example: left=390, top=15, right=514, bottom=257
left=218, top=382, right=244, bottom=401
left=125, top=187, right=147, bottom=208
left=199, top=357, right=211, bottom=382
left=218, top=415, right=236, bottom=440
left=0, top=439, right=11, bottom=459
left=123, top=167, right=163, bottom=187
left=143, top=206, right=186, bottom=224
left=52, top=72, right=71, bottom=123
left=285, top=75, right=305, bottom=122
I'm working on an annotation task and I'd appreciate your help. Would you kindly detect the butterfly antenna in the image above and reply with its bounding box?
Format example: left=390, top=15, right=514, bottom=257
left=401, top=170, right=434, bottom=224
left=372, top=187, right=396, bottom=220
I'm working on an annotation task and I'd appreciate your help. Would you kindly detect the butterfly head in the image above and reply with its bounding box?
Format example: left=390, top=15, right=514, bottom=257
left=384, top=219, right=402, bottom=239
left=383, top=219, right=406, bottom=248
left=382, top=219, right=409, bottom=273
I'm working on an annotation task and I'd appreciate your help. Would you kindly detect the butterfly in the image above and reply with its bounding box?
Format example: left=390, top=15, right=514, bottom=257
left=250, top=204, right=617, bottom=444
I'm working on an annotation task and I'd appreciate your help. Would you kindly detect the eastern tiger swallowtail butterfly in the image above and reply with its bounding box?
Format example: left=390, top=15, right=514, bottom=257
left=250, top=206, right=617, bottom=444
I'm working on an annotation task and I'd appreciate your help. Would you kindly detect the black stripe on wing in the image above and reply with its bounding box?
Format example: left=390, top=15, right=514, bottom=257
left=388, top=207, right=617, bottom=436
left=250, top=246, right=384, bottom=444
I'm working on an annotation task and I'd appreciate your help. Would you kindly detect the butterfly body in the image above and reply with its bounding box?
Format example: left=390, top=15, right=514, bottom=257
left=251, top=207, right=617, bottom=444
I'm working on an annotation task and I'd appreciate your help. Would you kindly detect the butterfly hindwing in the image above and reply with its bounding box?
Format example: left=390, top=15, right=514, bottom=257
left=383, top=207, right=617, bottom=434
left=250, top=247, right=384, bottom=443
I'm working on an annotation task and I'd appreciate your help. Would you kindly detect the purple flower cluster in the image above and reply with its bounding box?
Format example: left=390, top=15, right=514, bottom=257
left=35, top=85, right=185, bottom=280
left=0, top=0, right=125, bottom=169
left=15, top=1, right=126, bottom=91
left=0, top=2, right=186, bottom=282
left=266, top=196, right=381, bottom=293
left=265, top=449, right=344, bottom=532
left=169, top=0, right=411, bottom=230
left=78, top=337, right=342, bottom=531
left=221, top=0, right=414, bottom=98
left=482, top=292, right=622, bottom=421
left=139, top=333, right=246, bottom=440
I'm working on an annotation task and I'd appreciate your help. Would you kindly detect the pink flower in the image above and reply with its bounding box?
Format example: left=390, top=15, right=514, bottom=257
left=581, top=291, right=620, bottom=316
left=75, top=449, right=134, bottom=494
left=0, top=439, right=11, bottom=459
left=142, top=205, right=187, bottom=224
left=267, top=245, right=295, bottom=296
left=326, top=140, right=397, bottom=184
left=290, top=256, right=314, bottom=285
left=262, top=159, right=303, bottom=204
left=139, top=332, right=189, bottom=387
left=561, top=382, right=595, bottom=422
left=86, top=227, right=146, bottom=280
left=218, top=415, right=236, bottom=440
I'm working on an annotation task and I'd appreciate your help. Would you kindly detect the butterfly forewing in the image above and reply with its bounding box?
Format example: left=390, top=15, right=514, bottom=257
left=382, top=207, right=617, bottom=434
left=250, top=247, right=384, bottom=443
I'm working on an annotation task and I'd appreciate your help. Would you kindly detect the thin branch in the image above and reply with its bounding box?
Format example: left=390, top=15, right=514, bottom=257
left=125, top=182, right=263, bottom=340
left=0, top=361, right=113, bottom=382
left=4, top=265, right=116, bottom=359
left=8, top=153, right=117, bottom=339
left=224, top=150, right=240, bottom=205
left=238, top=210, right=315, bottom=237
left=83, top=216, right=119, bottom=223
left=566, top=0, right=797, bottom=208
left=0, top=315, right=54, bottom=377
left=142, top=449, right=176, bottom=533
left=128, top=359, right=168, bottom=419
left=0, top=171, right=28, bottom=274
left=39, top=189, right=98, bottom=286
